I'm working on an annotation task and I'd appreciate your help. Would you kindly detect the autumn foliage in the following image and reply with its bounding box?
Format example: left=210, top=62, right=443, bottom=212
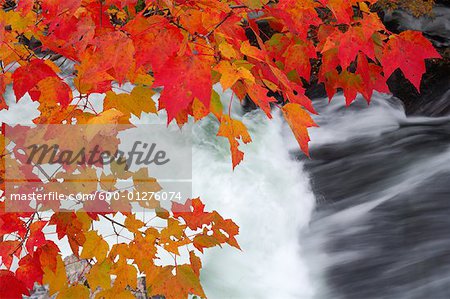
left=0, top=0, right=441, bottom=298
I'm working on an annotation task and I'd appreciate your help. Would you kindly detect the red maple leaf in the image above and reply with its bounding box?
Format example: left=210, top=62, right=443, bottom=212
left=154, top=52, right=212, bottom=122
left=173, top=198, right=213, bottom=230
left=382, top=30, right=441, bottom=91
left=12, top=60, right=58, bottom=101
left=0, top=270, right=30, bottom=298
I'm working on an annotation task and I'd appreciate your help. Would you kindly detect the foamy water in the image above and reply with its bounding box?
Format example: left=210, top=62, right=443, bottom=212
left=190, top=89, right=316, bottom=298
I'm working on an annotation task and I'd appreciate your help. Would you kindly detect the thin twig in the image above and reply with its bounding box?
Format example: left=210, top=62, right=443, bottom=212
left=229, top=5, right=248, bottom=9
left=205, top=11, right=233, bottom=38
left=101, top=214, right=128, bottom=230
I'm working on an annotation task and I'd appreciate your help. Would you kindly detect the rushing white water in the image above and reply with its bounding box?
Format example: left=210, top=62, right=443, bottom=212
left=190, top=89, right=316, bottom=299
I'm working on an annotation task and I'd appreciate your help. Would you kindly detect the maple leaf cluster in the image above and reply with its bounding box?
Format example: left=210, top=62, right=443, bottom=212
left=0, top=0, right=441, bottom=298
left=0, top=199, right=239, bottom=298
left=1, top=124, right=240, bottom=298
left=0, top=0, right=440, bottom=165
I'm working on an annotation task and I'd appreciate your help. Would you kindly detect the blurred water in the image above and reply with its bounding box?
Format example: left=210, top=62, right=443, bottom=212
left=298, top=93, right=450, bottom=299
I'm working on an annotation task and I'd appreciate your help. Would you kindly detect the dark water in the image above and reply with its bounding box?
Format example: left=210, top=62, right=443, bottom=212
left=299, top=94, right=450, bottom=299
left=384, top=4, right=450, bottom=48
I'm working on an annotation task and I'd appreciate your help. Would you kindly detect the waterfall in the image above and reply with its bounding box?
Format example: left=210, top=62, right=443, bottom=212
left=190, top=88, right=316, bottom=298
